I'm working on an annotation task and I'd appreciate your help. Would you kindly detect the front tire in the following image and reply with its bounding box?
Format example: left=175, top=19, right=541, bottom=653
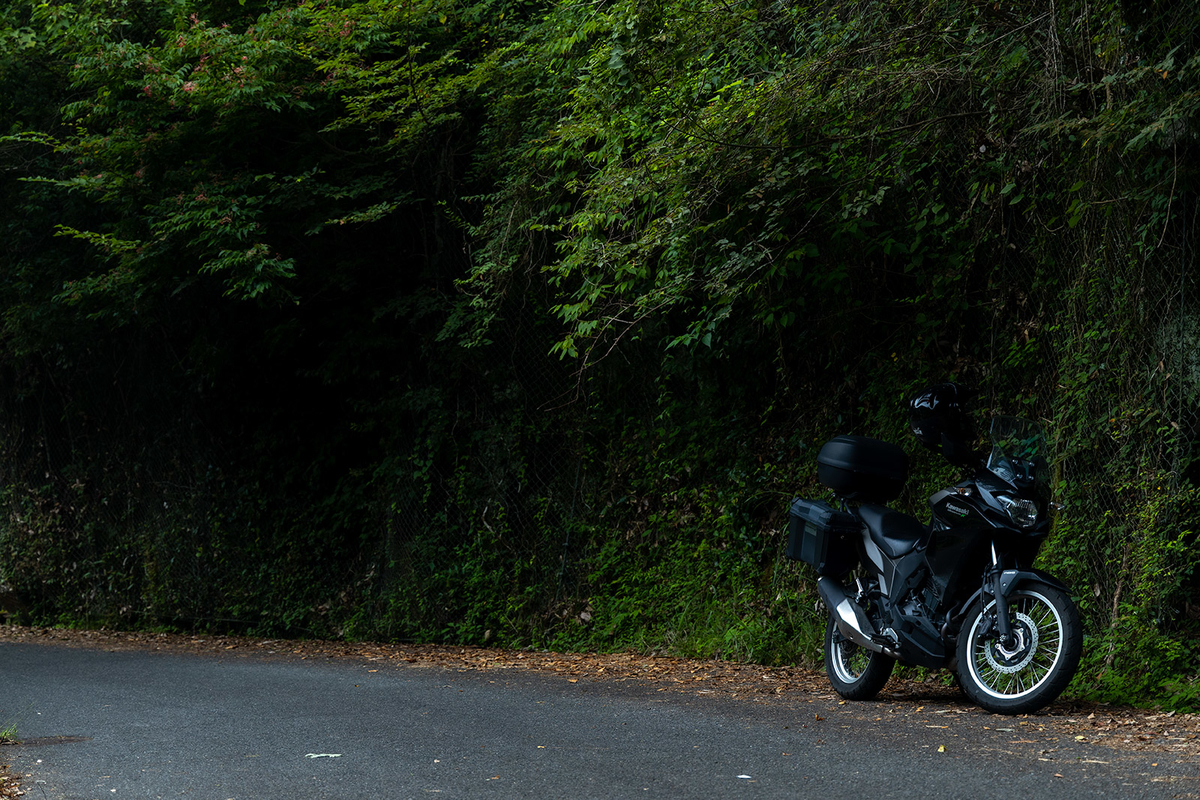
left=956, top=581, right=1082, bottom=715
left=824, top=615, right=895, bottom=700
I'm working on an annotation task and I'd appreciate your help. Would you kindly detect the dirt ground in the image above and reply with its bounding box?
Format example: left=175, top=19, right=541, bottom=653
left=3, top=623, right=1199, bottom=797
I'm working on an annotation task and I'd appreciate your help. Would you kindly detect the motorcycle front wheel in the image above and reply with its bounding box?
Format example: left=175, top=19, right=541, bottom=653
left=824, top=615, right=895, bottom=700
left=956, top=581, right=1082, bottom=715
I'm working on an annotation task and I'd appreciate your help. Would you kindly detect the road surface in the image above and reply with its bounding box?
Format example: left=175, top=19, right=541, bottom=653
left=1, top=640, right=1195, bottom=799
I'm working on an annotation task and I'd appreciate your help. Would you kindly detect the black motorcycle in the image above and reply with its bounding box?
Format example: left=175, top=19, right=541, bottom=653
left=788, top=384, right=1082, bottom=715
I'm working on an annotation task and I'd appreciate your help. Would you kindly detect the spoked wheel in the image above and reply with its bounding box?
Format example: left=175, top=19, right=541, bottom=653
left=956, top=581, right=1082, bottom=715
left=823, top=615, right=894, bottom=700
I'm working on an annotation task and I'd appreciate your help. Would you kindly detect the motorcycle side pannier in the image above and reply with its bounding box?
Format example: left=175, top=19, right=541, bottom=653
left=787, top=497, right=860, bottom=576
left=817, top=435, right=909, bottom=502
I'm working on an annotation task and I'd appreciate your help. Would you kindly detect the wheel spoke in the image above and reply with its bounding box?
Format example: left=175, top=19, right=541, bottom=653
left=967, top=590, right=1067, bottom=700
left=824, top=612, right=895, bottom=701
left=833, top=636, right=868, bottom=681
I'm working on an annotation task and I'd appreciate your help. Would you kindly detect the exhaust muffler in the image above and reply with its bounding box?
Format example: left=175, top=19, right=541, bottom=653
left=816, top=576, right=898, bottom=658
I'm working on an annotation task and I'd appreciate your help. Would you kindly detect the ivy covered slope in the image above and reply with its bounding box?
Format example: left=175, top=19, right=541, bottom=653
left=0, top=0, right=1197, bottom=706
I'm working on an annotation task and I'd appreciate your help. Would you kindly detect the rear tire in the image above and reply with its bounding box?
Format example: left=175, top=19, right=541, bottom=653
left=956, top=581, right=1082, bottom=715
left=823, top=615, right=895, bottom=700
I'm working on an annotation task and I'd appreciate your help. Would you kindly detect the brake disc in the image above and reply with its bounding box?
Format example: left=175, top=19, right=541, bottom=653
left=983, top=612, right=1039, bottom=674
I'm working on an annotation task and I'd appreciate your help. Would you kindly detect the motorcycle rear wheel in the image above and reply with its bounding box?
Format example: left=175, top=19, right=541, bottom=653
left=956, top=581, right=1082, bottom=715
left=823, top=616, right=895, bottom=700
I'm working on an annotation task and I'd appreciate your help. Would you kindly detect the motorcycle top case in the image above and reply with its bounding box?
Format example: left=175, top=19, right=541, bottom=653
left=787, top=497, right=860, bottom=576
left=816, top=435, right=909, bottom=502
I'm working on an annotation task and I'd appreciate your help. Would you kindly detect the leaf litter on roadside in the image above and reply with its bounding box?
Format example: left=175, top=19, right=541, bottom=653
left=3, top=624, right=1198, bottom=762
left=0, top=764, right=21, bottom=800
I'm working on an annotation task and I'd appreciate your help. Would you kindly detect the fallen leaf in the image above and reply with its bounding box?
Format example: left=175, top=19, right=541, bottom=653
left=937, top=745, right=946, bottom=753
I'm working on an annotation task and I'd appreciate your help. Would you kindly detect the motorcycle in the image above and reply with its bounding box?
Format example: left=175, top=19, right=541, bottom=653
left=787, top=384, right=1082, bottom=715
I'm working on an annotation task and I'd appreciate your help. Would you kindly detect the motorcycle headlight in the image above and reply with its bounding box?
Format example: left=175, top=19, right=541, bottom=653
left=997, top=495, right=1039, bottom=528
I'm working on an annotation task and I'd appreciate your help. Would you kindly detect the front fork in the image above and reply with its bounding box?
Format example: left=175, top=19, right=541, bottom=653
left=983, top=542, right=1016, bottom=648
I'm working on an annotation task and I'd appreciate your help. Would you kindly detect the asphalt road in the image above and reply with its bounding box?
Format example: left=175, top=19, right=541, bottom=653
left=1, top=641, right=1196, bottom=799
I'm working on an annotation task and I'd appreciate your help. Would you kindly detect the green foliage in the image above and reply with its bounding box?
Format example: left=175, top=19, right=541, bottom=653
left=0, top=0, right=1197, bottom=712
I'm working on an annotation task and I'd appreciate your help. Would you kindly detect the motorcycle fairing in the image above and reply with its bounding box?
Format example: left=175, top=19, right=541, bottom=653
left=924, top=520, right=992, bottom=613
left=929, top=486, right=992, bottom=528
left=893, top=608, right=945, bottom=667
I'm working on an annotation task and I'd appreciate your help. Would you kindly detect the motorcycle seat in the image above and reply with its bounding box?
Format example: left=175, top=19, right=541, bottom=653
left=858, top=504, right=928, bottom=558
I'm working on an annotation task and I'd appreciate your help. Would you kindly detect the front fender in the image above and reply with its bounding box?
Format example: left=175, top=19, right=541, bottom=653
left=997, top=567, right=1072, bottom=598
left=953, top=568, right=1073, bottom=623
